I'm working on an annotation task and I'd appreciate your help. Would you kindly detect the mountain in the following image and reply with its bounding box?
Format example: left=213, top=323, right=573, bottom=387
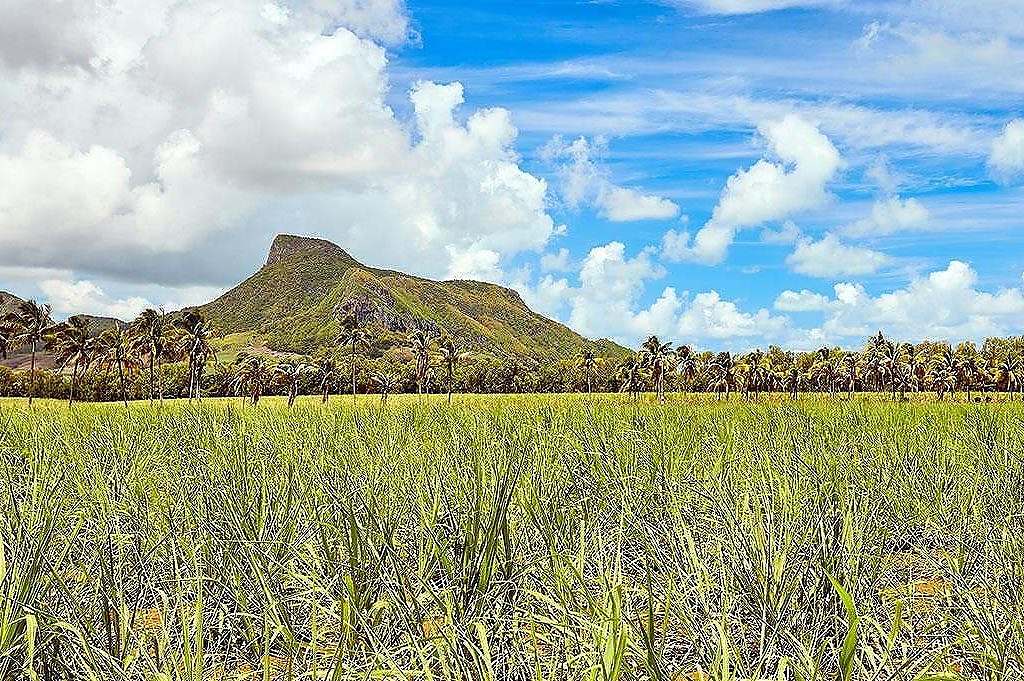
left=0, top=291, right=25, bottom=318
left=198, top=234, right=627, bottom=359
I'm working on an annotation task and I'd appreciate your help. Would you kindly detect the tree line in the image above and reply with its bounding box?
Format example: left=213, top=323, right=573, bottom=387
left=1, top=297, right=1022, bottom=404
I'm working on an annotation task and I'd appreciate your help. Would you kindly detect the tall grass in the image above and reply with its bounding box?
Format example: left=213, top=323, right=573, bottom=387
left=0, top=395, right=1022, bottom=680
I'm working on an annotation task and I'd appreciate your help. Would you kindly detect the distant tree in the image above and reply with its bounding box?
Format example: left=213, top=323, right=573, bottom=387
left=337, top=299, right=371, bottom=404
left=998, top=353, right=1022, bottom=399
left=408, top=329, right=433, bottom=395
left=177, top=311, right=215, bottom=399
left=675, top=345, right=697, bottom=393
left=618, top=354, right=644, bottom=401
left=233, top=354, right=274, bottom=405
left=785, top=365, right=801, bottom=400
left=274, top=360, right=308, bottom=407
left=579, top=350, right=598, bottom=394
left=4, top=299, right=54, bottom=405
left=49, top=317, right=96, bottom=406
left=641, top=336, right=674, bottom=403
left=437, top=337, right=463, bottom=404
left=131, top=308, right=173, bottom=404
left=842, top=352, right=858, bottom=398
left=0, top=322, right=13, bottom=360
left=312, top=356, right=338, bottom=403
left=373, top=371, right=398, bottom=404
left=709, top=352, right=737, bottom=400
left=95, top=323, right=137, bottom=406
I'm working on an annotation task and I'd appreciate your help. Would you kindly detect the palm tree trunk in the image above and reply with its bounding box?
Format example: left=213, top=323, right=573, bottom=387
left=28, top=343, right=36, bottom=406
left=447, top=366, right=453, bottom=404
left=69, top=361, right=78, bottom=407
left=117, top=357, right=127, bottom=407
left=351, top=340, right=357, bottom=405
left=149, top=354, right=155, bottom=404
left=157, top=355, right=164, bottom=403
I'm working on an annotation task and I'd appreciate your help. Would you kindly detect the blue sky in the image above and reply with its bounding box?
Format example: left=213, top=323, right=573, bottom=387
left=1, top=0, right=1023, bottom=349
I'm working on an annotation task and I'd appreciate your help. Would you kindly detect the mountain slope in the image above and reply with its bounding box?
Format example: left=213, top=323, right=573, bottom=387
left=199, top=235, right=627, bottom=359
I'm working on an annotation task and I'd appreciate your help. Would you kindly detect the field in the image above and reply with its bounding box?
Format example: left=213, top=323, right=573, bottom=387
left=1, top=395, right=1023, bottom=680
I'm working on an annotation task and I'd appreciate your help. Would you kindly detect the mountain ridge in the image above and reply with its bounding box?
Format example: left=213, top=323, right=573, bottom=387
left=198, top=234, right=627, bottom=359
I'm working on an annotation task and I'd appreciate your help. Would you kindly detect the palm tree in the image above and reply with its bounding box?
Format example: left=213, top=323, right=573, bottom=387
left=274, top=360, right=307, bottom=407
left=0, top=322, right=14, bottom=360
left=48, top=317, right=96, bottom=406
left=881, top=340, right=907, bottom=400
left=313, top=356, right=338, bottom=404
left=373, top=371, right=398, bottom=404
left=437, top=337, right=462, bottom=404
left=955, top=344, right=980, bottom=402
left=997, top=353, right=1022, bottom=399
left=95, top=323, right=137, bottom=406
left=5, top=299, right=53, bottom=405
left=177, top=311, right=214, bottom=399
left=579, top=350, right=598, bottom=394
left=337, top=299, right=370, bottom=403
left=617, top=354, right=644, bottom=400
left=409, top=329, right=433, bottom=395
left=931, top=348, right=958, bottom=400
left=842, top=352, right=858, bottom=398
left=640, top=336, right=674, bottom=403
left=709, top=352, right=737, bottom=400
left=131, top=308, right=173, bottom=404
left=233, top=354, right=274, bottom=405
left=675, top=345, right=697, bottom=392
left=785, top=365, right=801, bottom=400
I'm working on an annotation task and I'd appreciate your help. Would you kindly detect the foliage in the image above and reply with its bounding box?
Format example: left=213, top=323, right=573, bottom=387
left=0, top=396, right=1022, bottom=679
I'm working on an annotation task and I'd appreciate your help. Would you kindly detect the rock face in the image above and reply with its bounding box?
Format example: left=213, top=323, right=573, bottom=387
left=200, top=233, right=627, bottom=359
left=266, top=234, right=357, bottom=267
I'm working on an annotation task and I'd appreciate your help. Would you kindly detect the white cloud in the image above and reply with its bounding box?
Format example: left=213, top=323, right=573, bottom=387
left=676, top=290, right=789, bottom=340
left=760, top=220, right=802, bottom=244
left=543, top=135, right=680, bottom=222
left=540, top=248, right=572, bottom=272
left=989, top=119, right=1024, bottom=181
left=598, top=185, right=680, bottom=222
left=528, top=241, right=789, bottom=348
left=816, top=261, right=1024, bottom=342
left=786, top=234, right=890, bottom=278
left=39, top=279, right=154, bottom=321
left=664, top=115, right=842, bottom=264
left=774, top=289, right=832, bottom=312
left=0, top=0, right=558, bottom=286
left=673, top=0, right=845, bottom=15
left=843, top=195, right=929, bottom=237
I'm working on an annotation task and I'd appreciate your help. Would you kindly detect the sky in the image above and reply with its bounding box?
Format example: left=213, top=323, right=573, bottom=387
left=1, top=0, right=1024, bottom=350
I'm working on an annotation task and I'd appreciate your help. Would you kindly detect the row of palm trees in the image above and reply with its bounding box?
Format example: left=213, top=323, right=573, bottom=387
left=4, top=295, right=1022, bottom=404
left=1, top=301, right=214, bottom=405
left=607, top=332, right=1024, bottom=402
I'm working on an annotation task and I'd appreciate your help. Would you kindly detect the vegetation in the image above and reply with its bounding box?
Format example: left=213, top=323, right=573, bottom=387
left=1, top=396, right=1022, bottom=679
left=2, top=294, right=1023, bottom=405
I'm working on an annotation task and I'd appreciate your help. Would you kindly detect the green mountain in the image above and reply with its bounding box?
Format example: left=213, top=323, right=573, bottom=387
left=198, top=234, right=627, bottom=359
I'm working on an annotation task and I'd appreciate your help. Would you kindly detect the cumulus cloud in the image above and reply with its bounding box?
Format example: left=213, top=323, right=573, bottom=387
left=0, top=0, right=558, bottom=287
left=786, top=234, right=890, bottom=278
left=543, top=136, right=680, bottom=222
left=522, top=241, right=788, bottom=348
left=540, top=248, right=572, bottom=272
left=843, top=195, right=929, bottom=237
left=989, top=119, right=1024, bottom=181
left=774, top=289, right=832, bottom=312
left=815, top=261, right=1024, bottom=342
left=760, top=221, right=802, bottom=244
left=39, top=279, right=154, bottom=321
left=664, top=115, right=842, bottom=264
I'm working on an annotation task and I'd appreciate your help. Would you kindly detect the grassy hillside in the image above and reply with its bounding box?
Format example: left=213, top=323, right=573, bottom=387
left=199, top=234, right=628, bottom=359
